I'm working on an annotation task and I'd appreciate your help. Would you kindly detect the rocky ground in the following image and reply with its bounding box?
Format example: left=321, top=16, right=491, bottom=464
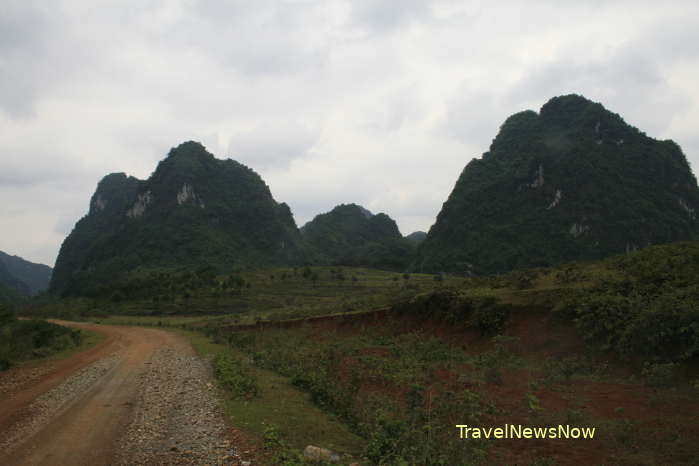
left=0, top=322, right=257, bottom=466
left=0, top=364, right=54, bottom=396
left=0, top=353, right=121, bottom=455
left=115, top=348, right=247, bottom=465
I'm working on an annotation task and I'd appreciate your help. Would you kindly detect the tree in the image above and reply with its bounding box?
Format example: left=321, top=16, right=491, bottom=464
left=0, top=304, right=15, bottom=326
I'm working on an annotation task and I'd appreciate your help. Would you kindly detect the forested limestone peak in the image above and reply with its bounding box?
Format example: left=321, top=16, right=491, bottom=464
left=405, top=231, right=427, bottom=245
left=50, top=142, right=304, bottom=297
left=416, top=95, right=699, bottom=275
left=301, top=203, right=412, bottom=270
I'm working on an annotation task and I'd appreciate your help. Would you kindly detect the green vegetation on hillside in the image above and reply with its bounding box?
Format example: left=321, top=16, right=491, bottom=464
left=0, top=282, right=23, bottom=305
left=404, top=231, right=427, bottom=245
left=557, top=241, right=699, bottom=363
left=411, top=240, right=699, bottom=366
left=0, top=304, right=83, bottom=370
left=52, top=95, right=699, bottom=299
left=182, top=240, right=699, bottom=465
left=418, top=94, right=699, bottom=275
left=175, top=328, right=365, bottom=465
left=38, top=266, right=456, bottom=323
left=208, top=324, right=490, bottom=465
left=51, top=141, right=305, bottom=297
left=57, top=239, right=699, bottom=464
left=302, top=204, right=414, bottom=270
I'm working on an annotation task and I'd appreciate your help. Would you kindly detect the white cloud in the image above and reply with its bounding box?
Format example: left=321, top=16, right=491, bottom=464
left=1, top=0, right=698, bottom=265
left=228, top=121, right=319, bottom=171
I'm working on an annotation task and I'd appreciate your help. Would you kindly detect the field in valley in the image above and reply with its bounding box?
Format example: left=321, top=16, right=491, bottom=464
left=13, top=241, right=699, bottom=465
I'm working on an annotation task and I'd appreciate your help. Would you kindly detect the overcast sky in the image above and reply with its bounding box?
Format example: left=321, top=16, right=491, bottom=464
left=2, top=1, right=699, bottom=267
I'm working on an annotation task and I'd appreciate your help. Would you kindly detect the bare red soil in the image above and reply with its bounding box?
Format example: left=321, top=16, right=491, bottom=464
left=268, top=307, right=699, bottom=465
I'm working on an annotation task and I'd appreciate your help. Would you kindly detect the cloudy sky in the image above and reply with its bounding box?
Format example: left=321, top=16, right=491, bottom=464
left=2, top=0, right=699, bottom=266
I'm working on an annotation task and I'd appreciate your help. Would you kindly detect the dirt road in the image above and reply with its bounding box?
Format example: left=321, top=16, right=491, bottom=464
left=0, top=322, right=242, bottom=466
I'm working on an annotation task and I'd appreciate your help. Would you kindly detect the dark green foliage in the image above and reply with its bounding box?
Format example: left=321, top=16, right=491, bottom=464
left=301, top=204, right=414, bottom=271
left=0, top=304, right=14, bottom=326
left=51, top=142, right=306, bottom=297
left=213, top=351, right=259, bottom=399
left=641, top=362, right=678, bottom=388
left=392, top=290, right=510, bottom=334
left=216, top=326, right=488, bottom=465
left=417, top=94, right=699, bottom=275
left=573, top=294, right=635, bottom=351
left=474, top=336, right=519, bottom=385
left=391, top=290, right=462, bottom=322
left=0, top=281, right=23, bottom=305
left=472, top=297, right=511, bottom=336
left=50, top=172, right=142, bottom=294
left=405, top=231, right=427, bottom=245
left=541, top=356, right=591, bottom=387
left=364, top=416, right=409, bottom=465
left=561, top=241, right=699, bottom=362
left=0, top=307, right=82, bottom=370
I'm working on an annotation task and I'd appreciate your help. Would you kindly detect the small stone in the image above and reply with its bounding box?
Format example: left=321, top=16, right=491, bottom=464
left=304, top=445, right=340, bottom=463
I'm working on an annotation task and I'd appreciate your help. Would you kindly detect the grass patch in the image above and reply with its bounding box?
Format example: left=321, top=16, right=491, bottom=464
left=210, top=324, right=492, bottom=465
left=3, top=327, right=104, bottom=371
left=35, top=266, right=464, bottom=325
left=43, top=327, right=104, bottom=362
left=174, top=328, right=364, bottom=463
left=213, top=352, right=260, bottom=399
left=0, top=312, right=102, bottom=370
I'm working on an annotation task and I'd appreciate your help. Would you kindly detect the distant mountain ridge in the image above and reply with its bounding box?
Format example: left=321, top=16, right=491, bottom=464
left=0, top=250, right=52, bottom=296
left=405, top=231, right=427, bottom=245
left=49, top=95, right=699, bottom=297
left=301, top=203, right=414, bottom=270
left=51, top=141, right=305, bottom=296
left=416, top=94, right=699, bottom=274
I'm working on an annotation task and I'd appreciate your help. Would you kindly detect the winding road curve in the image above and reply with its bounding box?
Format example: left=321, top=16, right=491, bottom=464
left=0, top=321, right=239, bottom=466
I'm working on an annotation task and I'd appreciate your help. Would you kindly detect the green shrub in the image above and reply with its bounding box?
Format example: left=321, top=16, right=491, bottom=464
left=692, top=379, right=699, bottom=394
left=365, top=416, right=409, bottom=465
left=542, top=356, right=588, bottom=386
left=551, top=294, right=582, bottom=320
left=570, top=284, right=699, bottom=362
left=0, top=304, right=15, bottom=326
left=263, top=423, right=284, bottom=450
left=0, top=319, right=82, bottom=368
left=391, top=291, right=459, bottom=322
left=574, top=294, right=636, bottom=351
left=475, top=336, right=519, bottom=385
left=213, top=352, right=259, bottom=399
left=472, top=297, right=511, bottom=335
left=627, top=287, right=699, bottom=360
left=642, top=362, right=678, bottom=388
left=526, top=392, right=542, bottom=413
